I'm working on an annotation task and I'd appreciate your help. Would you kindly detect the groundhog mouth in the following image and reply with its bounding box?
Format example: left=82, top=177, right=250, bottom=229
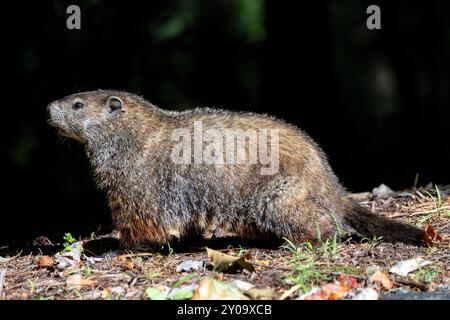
left=56, top=128, right=83, bottom=142
left=47, top=117, right=59, bottom=128
left=48, top=119, right=83, bottom=142
left=47, top=117, right=66, bottom=134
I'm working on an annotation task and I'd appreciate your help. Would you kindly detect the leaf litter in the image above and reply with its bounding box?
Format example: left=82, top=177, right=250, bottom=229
left=0, top=184, right=449, bottom=300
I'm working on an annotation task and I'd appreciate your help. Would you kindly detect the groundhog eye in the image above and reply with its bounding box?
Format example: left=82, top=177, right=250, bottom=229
left=72, top=102, right=84, bottom=110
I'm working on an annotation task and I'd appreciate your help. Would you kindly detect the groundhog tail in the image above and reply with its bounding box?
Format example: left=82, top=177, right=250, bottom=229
left=343, top=203, right=424, bottom=245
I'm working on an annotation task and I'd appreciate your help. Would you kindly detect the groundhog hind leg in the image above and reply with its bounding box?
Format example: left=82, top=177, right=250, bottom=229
left=254, top=178, right=340, bottom=244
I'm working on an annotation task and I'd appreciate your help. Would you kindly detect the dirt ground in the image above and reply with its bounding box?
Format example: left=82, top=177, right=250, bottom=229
left=1, top=184, right=449, bottom=300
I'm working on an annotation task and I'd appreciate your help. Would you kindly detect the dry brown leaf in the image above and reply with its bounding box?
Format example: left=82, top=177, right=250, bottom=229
left=124, top=261, right=135, bottom=270
left=101, top=289, right=113, bottom=299
left=255, top=260, right=270, bottom=266
left=368, top=270, right=393, bottom=290
left=245, top=287, right=274, bottom=300
left=66, top=274, right=96, bottom=289
left=206, top=247, right=255, bottom=273
left=117, top=255, right=127, bottom=262
left=301, top=276, right=359, bottom=300
left=423, top=224, right=443, bottom=247
left=303, top=283, right=349, bottom=300
left=192, top=278, right=249, bottom=300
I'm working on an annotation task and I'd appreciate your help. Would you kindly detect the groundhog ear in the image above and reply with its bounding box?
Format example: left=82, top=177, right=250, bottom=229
left=107, top=96, right=123, bottom=112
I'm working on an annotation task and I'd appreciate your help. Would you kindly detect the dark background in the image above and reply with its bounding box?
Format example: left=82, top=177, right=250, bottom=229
left=2, top=0, right=449, bottom=244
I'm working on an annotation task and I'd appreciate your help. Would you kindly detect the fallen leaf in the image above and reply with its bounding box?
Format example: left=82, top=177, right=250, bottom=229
left=297, top=287, right=320, bottom=300
left=55, top=256, right=75, bottom=270
left=168, top=288, right=194, bottom=300
left=372, top=184, right=394, bottom=199
left=66, top=274, right=96, bottom=289
left=368, top=270, right=393, bottom=290
left=309, top=283, right=348, bottom=300
left=146, top=282, right=196, bottom=301
left=299, top=276, right=359, bottom=300
left=338, top=275, right=359, bottom=289
left=110, top=286, right=125, bottom=296
left=231, top=280, right=254, bottom=292
left=117, top=255, right=127, bottom=262
left=123, top=289, right=142, bottom=299
left=146, top=287, right=168, bottom=300
left=124, top=261, right=135, bottom=270
left=389, top=258, right=432, bottom=277
left=206, top=247, right=255, bottom=273
left=101, top=289, right=112, bottom=299
left=62, top=241, right=83, bottom=261
left=423, top=224, right=443, bottom=247
left=255, top=259, right=270, bottom=266
left=192, top=278, right=249, bottom=300
left=55, top=241, right=84, bottom=270
left=176, top=260, right=204, bottom=273
left=351, top=288, right=379, bottom=300
left=245, top=287, right=274, bottom=300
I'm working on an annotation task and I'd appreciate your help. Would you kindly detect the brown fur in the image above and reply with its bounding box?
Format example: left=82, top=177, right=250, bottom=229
left=47, top=90, right=424, bottom=247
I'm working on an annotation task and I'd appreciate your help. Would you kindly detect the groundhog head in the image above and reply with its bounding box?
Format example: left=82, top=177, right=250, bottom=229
left=47, top=90, right=125, bottom=143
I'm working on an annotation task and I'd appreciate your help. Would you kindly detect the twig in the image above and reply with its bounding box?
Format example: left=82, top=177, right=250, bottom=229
left=255, top=263, right=291, bottom=272
left=4, top=270, right=39, bottom=277
left=0, top=269, right=6, bottom=296
left=279, top=284, right=301, bottom=300
left=394, top=278, right=429, bottom=291
left=415, top=190, right=428, bottom=200
left=388, top=206, right=450, bottom=218
left=117, top=253, right=154, bottom=259
left=0, top=252, right=22, bottom=264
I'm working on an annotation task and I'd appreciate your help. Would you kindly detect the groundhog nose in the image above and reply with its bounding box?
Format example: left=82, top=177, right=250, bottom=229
left=47, top=102, right=65, bottom=125
left=47, top=102, right=56, bottom=113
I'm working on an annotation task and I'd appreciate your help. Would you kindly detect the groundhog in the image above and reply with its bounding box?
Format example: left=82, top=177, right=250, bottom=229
left=47, top=90, right=424, bottom=247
